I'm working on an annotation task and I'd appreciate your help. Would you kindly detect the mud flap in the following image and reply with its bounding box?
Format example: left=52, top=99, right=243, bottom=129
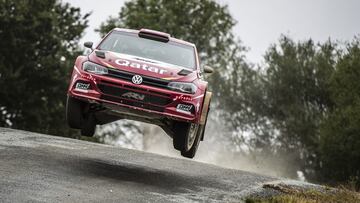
left=200, top=92, right=212, bottom=125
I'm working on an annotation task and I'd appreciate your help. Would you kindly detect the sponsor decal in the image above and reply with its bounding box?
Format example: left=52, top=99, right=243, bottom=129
left=74, top=82, right=90, bottom=93
left=122, top=92, right=145, bottom=101
left=174, top=95, right=193, bottom=101
left=177, top=104, right=192, bottom=111
left=80, top=73, right=97, bottom=83
left=196, top=102, right=200, bottom=112
left=176, top=104, right=193, bottom=115
left=132, top=75, right=143, bottom=85
left=115, top=59, right=168, bottom=75
left=75, top=82, right=90, bottom=90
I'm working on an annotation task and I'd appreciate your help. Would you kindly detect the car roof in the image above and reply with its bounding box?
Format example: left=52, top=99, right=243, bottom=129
left=112, top=28, right=196, bottom=47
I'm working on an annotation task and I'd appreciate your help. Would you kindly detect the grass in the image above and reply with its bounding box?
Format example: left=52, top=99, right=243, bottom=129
left=246, top=184, right=360, bottom=203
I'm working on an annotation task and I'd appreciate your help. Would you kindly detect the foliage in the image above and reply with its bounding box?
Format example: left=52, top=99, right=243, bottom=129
left=262, top=37, right=337, bottom=178
left=246, top=188, right=360, bottom=203
left=319, top=39, right=360, bottom=188
left=224, top=36, right=338, bottom=178
left=227, top=36, right=360, bottom=186
left=0, top=0, right=89, bottom=136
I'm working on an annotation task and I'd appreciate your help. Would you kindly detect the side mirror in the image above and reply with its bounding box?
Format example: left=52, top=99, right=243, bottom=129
left=203, top=65, right=214, bottom=74
left=84, top=41, right=93, bottom=50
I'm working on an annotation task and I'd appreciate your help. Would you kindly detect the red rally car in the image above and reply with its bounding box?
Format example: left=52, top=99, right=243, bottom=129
left=66, top=28, right=213, bottom=158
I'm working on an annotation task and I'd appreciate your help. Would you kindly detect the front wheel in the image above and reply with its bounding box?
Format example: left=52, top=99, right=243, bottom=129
left=184, top=123, right=199, bottom=151
left=66, top=96, right=96, bottom=137
left=66, top=96, right=84, bottom=129
left=173, top=122, right=204, bottom=158
left=81, top=113, right=96, bottom=137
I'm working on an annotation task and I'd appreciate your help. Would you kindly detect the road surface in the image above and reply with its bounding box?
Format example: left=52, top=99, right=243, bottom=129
left=0, top=128, right=280, bottom=202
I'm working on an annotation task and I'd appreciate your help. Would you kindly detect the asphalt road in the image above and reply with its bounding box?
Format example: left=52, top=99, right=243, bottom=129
left=0, top=128, right=278, bottom=202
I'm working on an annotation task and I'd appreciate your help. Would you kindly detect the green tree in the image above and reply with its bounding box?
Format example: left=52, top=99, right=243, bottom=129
left=223, top=35, right=360, bottom=185
left=225, top=36, right=338, bottom=179
left=0, top=0, right=89, bottom=136
left=319, top=38, right=360, bottom=188
left=262, top=37, right=337, bottom=179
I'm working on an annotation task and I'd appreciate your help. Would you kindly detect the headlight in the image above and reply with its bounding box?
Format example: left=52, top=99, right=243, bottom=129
left=168, top=82, right=197, bottom=94
left=82, top=61, right=108, bottom=75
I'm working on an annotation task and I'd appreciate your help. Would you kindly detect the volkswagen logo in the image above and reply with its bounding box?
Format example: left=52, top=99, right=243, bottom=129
left=132, top=75, right=143, bottom=85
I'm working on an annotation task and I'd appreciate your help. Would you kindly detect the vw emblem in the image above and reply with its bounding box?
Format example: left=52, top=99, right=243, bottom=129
left=132, top=75, right=143, bottom=85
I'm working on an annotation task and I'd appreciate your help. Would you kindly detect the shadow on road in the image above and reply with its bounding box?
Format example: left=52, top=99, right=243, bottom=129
left=73, top=157, right=201, bottom=193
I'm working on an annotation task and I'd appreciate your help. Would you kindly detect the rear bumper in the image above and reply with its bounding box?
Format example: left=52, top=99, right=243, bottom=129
left=67, top=66, right=205, bottom=123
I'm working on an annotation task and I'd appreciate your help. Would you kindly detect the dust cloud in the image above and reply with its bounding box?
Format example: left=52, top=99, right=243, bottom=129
left=96, top=115, right=300, bottom=180
left=139, top=120, right=301, bottom=180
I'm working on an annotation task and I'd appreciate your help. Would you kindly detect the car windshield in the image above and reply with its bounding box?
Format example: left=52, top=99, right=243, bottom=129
left=98, top=31, right=196, bottom=70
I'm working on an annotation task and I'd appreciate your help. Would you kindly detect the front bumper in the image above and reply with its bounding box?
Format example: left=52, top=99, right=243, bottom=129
left=67, top=66, right=205, bottom=123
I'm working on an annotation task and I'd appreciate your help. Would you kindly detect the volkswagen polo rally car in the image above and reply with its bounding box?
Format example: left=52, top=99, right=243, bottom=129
left=66, top=28, right=213, bottom=158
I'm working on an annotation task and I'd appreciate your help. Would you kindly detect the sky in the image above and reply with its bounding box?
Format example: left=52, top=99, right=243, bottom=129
left=64, top=0, right=360, bottom=64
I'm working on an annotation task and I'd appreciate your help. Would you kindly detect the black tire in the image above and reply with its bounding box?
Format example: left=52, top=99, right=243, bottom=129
left=173, top=122, right=187, bottom=151
left=66, top=96, right=84, bottom=129
left=81, top=113, right=96, bottom=137
left=173, top=121, right=202, bottom=158
left=181, top=124, right=204, bottom=158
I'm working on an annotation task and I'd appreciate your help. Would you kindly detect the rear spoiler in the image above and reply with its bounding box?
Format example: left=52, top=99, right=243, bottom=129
left=138, top=28, right=170, bottom=42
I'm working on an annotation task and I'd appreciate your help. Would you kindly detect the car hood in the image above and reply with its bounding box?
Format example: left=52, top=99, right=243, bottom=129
left=88, top=50, right=198, bottom=82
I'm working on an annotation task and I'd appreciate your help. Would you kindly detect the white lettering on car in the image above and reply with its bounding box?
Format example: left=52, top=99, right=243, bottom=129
left=115, top=59, right=130, bottom=66
left=130, top=62, right=141, bottom=69
left=148, top=66, right=159, bottom=73
left=141, top=64, right=148, bottom=71
left=115, top=59, right=167, bottom=74
left=159, top=69, right=167, bottom=74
